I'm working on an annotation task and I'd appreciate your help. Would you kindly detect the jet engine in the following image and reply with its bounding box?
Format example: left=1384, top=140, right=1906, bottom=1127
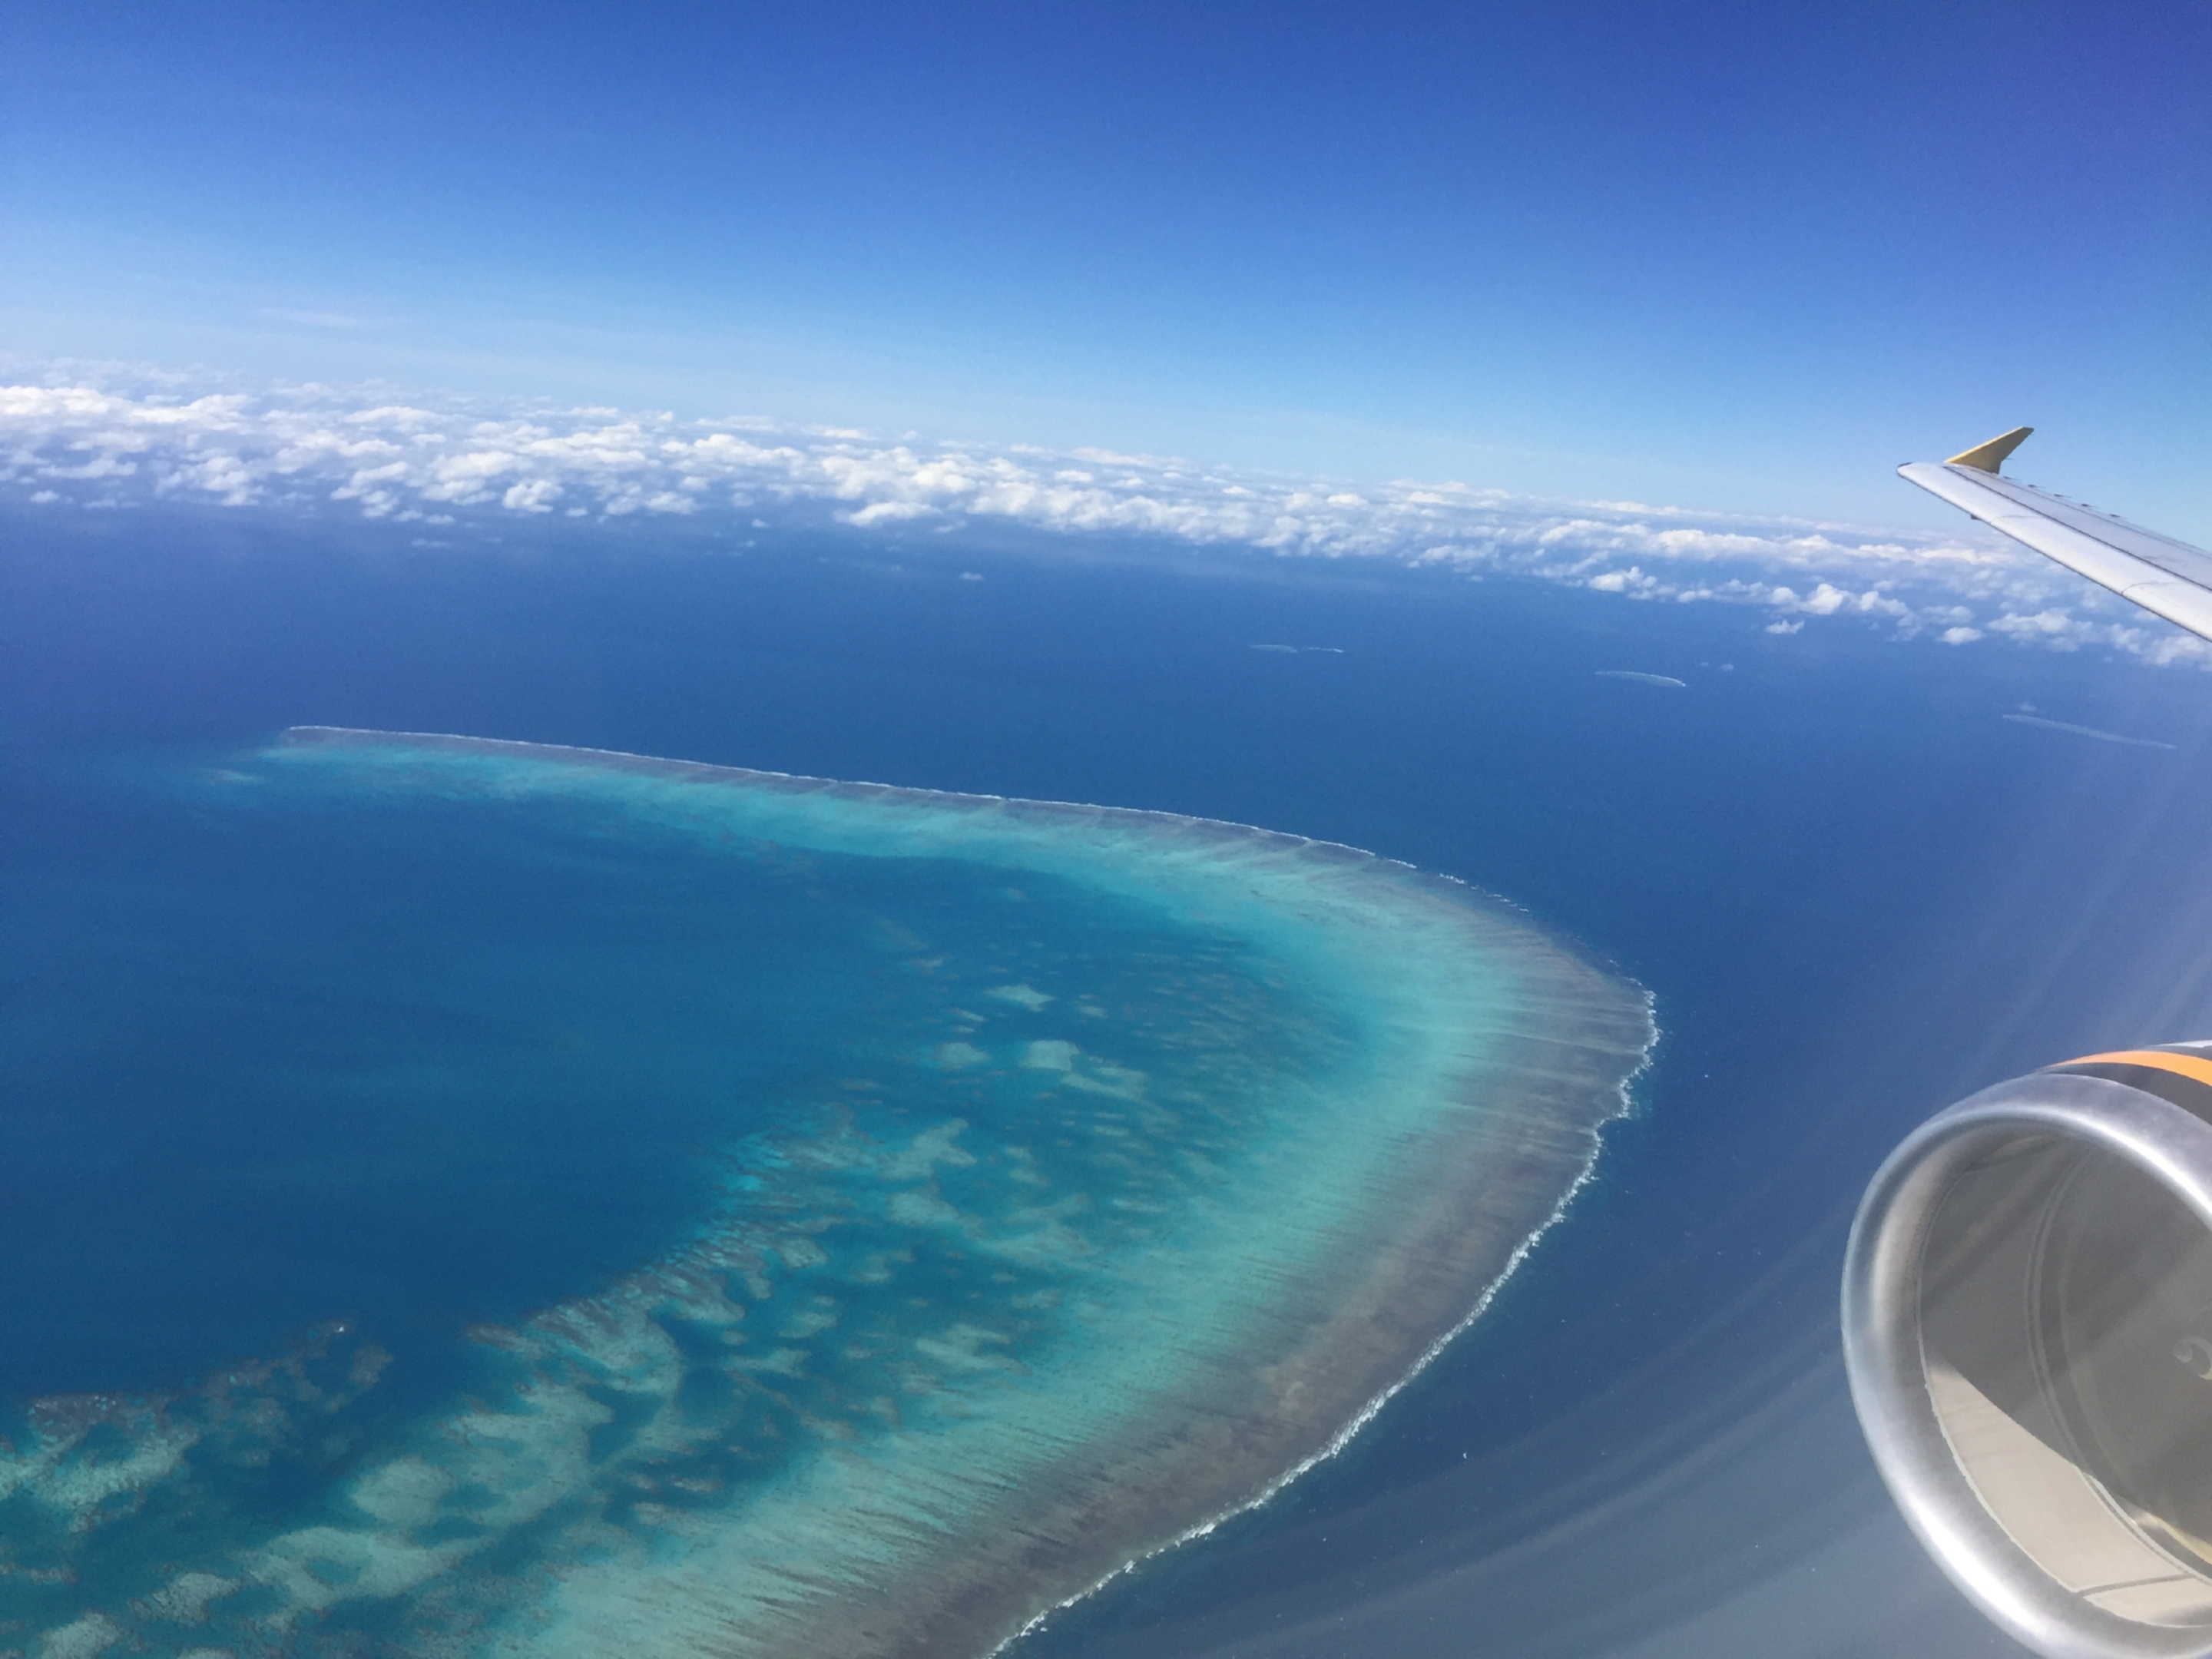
left=1845, top=1045, right=2212, bottom=1659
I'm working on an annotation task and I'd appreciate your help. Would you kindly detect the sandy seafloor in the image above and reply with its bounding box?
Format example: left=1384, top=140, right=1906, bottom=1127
left=12, top=501, right=2212, bottom=1657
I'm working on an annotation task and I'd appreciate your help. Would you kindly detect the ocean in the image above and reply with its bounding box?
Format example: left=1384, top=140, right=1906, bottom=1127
left=9, top=502, right=2212, bottom=1656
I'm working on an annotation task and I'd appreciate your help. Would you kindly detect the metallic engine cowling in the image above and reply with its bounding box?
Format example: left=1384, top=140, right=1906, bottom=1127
left=1845, top=1045, right=2212, bottom=1659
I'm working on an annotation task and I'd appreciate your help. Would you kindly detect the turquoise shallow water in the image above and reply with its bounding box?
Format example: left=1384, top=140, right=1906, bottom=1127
left=2, top=730, right=1649, bottom=1659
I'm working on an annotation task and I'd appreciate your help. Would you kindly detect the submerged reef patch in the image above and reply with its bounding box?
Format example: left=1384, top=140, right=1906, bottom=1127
left=0, top=730, right=1652, bottom=1659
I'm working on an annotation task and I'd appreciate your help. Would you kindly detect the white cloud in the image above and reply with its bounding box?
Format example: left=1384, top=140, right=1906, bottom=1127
left=843, top=499, right=938, bottom=526
left=3, top=364, right=2206, bottom=667
left=502, top=478, right=565, bottom=513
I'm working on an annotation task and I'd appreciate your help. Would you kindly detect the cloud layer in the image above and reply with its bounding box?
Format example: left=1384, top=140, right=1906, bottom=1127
left=4, top=366, right=2202, bottom=665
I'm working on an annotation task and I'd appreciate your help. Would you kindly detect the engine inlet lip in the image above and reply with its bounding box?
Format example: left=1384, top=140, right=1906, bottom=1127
left=1844, top=1070, right=2212, bottom=1659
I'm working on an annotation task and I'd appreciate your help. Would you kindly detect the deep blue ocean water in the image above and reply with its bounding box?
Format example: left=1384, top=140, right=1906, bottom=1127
left=10, top=502, right=2212, bottom=1655
left=3, top=765, right=819, bottom=1397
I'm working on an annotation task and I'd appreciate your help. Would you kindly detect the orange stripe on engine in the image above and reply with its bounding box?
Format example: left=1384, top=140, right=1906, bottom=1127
left=2061, top=1050, right=2212, bottom=1089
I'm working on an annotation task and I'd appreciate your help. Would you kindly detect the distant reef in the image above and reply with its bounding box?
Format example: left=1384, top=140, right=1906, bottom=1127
left=2, top=728, right=1654, bottom=1659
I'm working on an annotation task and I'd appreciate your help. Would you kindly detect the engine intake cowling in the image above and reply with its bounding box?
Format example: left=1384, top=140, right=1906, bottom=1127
left=1846, top=1045, right=2212, bottom=1659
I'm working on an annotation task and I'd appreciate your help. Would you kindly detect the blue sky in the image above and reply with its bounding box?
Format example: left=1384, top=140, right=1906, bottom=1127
left=4, top=1, right=2207, bottom=531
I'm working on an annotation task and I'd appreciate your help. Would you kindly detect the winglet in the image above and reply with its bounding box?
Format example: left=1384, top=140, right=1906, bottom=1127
left=1945, top=426, right=2033, bottom=473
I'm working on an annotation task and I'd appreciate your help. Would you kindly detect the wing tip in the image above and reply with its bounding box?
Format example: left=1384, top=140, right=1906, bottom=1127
left=1946, top=426, right=2034, bottom=473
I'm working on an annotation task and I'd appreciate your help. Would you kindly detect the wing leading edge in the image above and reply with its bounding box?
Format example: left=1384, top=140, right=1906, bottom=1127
left=1900, top=430, right=2212, bottom=644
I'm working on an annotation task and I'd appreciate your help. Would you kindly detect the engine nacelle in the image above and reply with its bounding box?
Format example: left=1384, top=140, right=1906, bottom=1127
left=1846, top=1045, right=2212, bottom=1659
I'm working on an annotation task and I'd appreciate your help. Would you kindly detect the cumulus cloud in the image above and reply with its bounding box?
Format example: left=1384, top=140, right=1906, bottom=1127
left=2, top=363, right=2204, bottom=667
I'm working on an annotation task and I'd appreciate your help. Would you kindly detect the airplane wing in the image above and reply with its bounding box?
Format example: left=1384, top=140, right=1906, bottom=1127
left=1900, top=427, right=2212, bottom=643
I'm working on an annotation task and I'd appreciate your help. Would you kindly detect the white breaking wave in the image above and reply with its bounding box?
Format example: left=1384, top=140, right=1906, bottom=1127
left=2, top=360, right=2205, bottom=667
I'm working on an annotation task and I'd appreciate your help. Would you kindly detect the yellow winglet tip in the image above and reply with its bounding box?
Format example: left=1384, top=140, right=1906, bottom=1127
left=1946, top=426, right=2034, bottom=473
